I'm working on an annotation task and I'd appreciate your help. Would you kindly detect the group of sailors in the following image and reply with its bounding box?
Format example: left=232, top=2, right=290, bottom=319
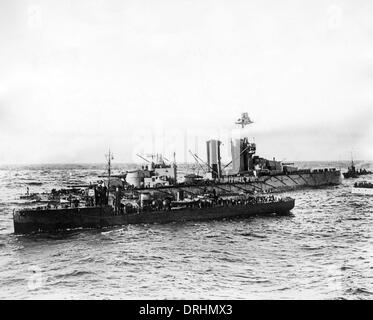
left=118, top=193, right=282, bottom=215
left=354, top=181, right=373, bottom=188
left=218, top=195, right=279, bottom=206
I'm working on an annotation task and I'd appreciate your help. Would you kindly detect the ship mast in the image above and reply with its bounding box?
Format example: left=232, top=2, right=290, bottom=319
left=105, top=149, right=114, bottom=198
left=351, top=152, right=355, bottom=167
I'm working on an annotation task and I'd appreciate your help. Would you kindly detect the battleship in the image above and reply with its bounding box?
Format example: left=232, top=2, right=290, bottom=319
left=13, top=113, right=341, bottom=234
left=105, top=113, right=342, bottom=198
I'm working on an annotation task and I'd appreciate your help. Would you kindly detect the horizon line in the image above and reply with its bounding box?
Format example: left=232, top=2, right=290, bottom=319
left=0, top=159, right=371, bottom=167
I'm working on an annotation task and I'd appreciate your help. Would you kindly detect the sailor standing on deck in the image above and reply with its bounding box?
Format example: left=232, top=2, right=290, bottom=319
left=102, top=186, right=108, bottom=205
left=96, top=186, right=101, bottom=206
left=115, top=187, right=122, bottom=214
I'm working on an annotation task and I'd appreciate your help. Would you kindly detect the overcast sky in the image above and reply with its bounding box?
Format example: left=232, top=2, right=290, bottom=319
left=0, top=0, right=372, bottom=164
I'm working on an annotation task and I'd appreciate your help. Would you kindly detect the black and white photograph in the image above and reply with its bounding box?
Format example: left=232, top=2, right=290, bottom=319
left=0, top=0, right=372, bottom=304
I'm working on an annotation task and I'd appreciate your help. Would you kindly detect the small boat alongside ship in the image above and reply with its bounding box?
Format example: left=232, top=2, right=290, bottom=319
left=13, top=193, right=295, bottom=234
left=352, top=181, right=373, bottom=195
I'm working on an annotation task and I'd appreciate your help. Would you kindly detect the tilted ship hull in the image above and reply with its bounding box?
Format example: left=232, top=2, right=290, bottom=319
left=13, top=198, right=295, bottom=234
left=134, top=170, right=342, bottom=198
left=246, top=170, right=342, bottom=192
